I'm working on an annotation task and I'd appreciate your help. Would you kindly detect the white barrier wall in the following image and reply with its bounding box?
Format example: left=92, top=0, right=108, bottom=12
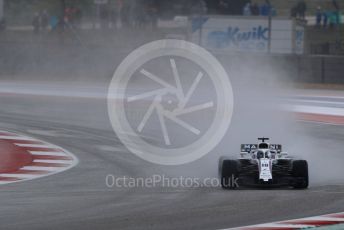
left=191, top=16, right=304, bottom=54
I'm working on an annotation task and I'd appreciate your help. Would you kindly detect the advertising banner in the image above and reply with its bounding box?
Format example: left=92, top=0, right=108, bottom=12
left=192, top=16, right=301, bottom=54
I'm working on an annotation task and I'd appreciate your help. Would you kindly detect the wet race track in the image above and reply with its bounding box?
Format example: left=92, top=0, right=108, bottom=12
left=0, top=83, right=343, bottom=230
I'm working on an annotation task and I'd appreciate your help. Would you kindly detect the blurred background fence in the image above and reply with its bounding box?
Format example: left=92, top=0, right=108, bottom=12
left=0, top=0, right=343, bottom=84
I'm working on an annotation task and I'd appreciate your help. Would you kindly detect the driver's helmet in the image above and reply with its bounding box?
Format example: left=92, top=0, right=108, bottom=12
left=256, top=150, right=265, bottom=159
left=258, top=143, right=269, bottom=149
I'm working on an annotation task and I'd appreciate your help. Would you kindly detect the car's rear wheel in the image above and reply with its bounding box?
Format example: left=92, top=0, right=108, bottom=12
left=292, top=160, right=309, bottom=189
left=220, top=159, right=239, bottom=189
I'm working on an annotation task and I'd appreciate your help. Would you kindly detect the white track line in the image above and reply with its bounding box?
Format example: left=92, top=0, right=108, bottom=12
left=288, top=99, right=344, bottom=106
left=0, top=135, right=36, bottom=140
left=287, top=105, right=344, bottom=116
left=234, top=223, right=316, bottom=229
left=29, top=151, right=69, bottom=156
left=21, top=166, right=64, bottom=171
left=0, top=129, right=78, bottom=186
left=0, top=174, right=37, bottom=179
left=33, top=159, right=72, bottom=164
left=0, top=181, right=16, bottom=185
left=294, top=216, right=344, bottom=222
left=226, top=212, right=344, bottom=230
left=295, top=95, right=344, bottom=100
left=14, top=143, right=55, bottom=148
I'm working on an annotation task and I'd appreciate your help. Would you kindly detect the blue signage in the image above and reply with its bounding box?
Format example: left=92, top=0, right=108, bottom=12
left=207, top=26, right=269, bottom=51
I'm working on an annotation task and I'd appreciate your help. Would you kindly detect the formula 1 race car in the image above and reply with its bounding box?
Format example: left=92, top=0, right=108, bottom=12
left=219, top=138, right=309, bottom=189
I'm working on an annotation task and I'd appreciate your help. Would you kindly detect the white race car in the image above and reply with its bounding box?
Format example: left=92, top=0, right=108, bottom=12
left=219, top=138, right=309, bottom=189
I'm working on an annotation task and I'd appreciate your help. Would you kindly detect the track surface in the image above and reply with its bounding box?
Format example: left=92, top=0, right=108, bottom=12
left=0, top=85, right=343, bottom=230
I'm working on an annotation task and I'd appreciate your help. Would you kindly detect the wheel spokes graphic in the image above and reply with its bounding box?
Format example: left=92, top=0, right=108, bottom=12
left=127, top=58, right=214, bottom=146
left=108, top=39, right=233, bottom=165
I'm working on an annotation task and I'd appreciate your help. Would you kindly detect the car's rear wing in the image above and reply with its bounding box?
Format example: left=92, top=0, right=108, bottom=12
left=241, top=144, right=282, bottom=153
left=241, top=144, right=257, bottom=152
left=269, top=144, right=282, bottom=152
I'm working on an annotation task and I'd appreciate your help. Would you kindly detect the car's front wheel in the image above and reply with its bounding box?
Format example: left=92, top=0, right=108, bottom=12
left=292, top=160, right=309, bottom=189
left=220, top=159, right=239, bottom=189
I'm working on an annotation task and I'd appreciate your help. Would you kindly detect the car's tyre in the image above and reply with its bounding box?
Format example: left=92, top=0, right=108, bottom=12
left=220, top=159, right=239, bottom=189
left=292, top=160, right=309, bottom=189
